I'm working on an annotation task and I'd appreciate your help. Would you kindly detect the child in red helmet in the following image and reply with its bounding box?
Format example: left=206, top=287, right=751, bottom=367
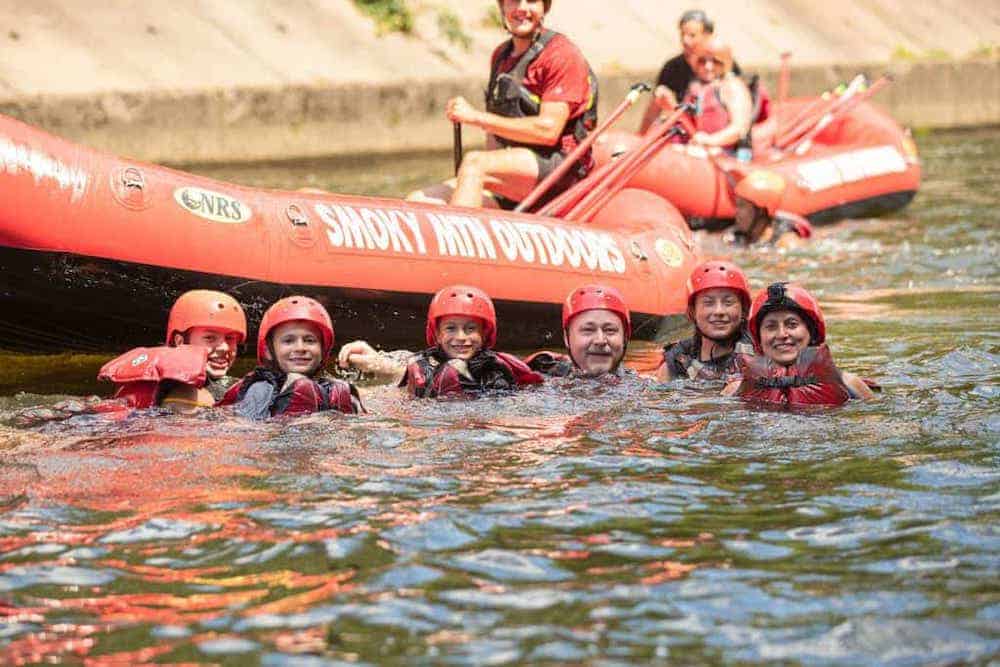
left=660, top=260, right=756, bottom=382
left=99, top=290, right=248, bottom=411
left=219, top=296, right=362, bottom=419
left=338, top=285, right=543, bottom=398
left=524, top=284, right=633, bottom=379
left=723, top=282, right=875, bottom=405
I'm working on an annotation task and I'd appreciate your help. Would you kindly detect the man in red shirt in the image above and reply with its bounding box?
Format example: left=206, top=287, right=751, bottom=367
left=407, top=0, right=596, bottom=210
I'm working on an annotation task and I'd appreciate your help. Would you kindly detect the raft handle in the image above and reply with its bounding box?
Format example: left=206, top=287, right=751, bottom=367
left=629, top=241, right=648, bottom=261
left=285, top=204, right=309, bottom=227
left=121, top=167, right=145, bottom=191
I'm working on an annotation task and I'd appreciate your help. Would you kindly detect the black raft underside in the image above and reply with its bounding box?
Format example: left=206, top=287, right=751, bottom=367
left=0, top=248, right=673, bottom=353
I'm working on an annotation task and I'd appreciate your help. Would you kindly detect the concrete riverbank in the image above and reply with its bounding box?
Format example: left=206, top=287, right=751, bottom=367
left=1, top=1, right=997, bottom=163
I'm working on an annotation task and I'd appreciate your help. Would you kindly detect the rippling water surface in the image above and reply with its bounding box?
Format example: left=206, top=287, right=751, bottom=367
left=0, top=129, right=997, bottom=665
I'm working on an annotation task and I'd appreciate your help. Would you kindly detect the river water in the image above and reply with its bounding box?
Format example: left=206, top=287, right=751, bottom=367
left=0, top=129, right=997, bottom=665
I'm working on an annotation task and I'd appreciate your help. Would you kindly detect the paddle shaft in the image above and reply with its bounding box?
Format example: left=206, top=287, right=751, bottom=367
left=790, top=75, right=892, bottom=155
left=776, top=74, right=867, bottom=149
left=453, top=122, right=463, bottom=175
left=564, top=104, right=691, bottom=222
left=514, top=83, right=650, bottom=214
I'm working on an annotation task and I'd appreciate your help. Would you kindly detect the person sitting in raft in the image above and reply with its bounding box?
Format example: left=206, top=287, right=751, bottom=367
left=723, top=282, right=875, bottom=405
left=523, top=284, right=633, bottom=379
left=406, top=0, right=597, bottom=210
left=729, top=170, right=813, bottom=249
left=219, top=296, right=362, bottom=419
left=669, top=37, right=753, bottom=154
left=659, top=260, right=755, bottom=382
left=338, top=285, right=543, bottom=398
left=98, top=290, right=248, bottom=411
left=639, top=9, right=742, bottom=134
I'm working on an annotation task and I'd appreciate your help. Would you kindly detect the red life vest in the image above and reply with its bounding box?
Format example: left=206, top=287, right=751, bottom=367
left=219, top=371, right=361, bottom=416
left=683, top=80, right=730, bottom=137
left=98, top=345, right=209, bottom=409
left=403, top=349, right=544, bottom=398
left=736, top=344, right=851, bottom=407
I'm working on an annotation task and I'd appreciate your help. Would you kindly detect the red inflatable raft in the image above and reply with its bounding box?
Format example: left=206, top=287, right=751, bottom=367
left=593, top=96, right=921, bottom=227
left=0, top=113, right=699, bottom=352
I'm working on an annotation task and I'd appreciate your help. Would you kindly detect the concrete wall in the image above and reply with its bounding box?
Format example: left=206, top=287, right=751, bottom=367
left=1, top=1, right=998, bottom=163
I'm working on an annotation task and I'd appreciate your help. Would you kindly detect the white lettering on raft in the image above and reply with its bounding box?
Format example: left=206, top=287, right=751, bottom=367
left=316, top=204, right=427, bottom=255
left=314, top=204, right=625, bottom=273
left=0, top=134, right=89, bottom=202
left=797, top=145, right=908, bottom=192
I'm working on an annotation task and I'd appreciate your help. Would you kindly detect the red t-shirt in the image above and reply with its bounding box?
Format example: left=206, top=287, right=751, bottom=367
left=490, top=33, right=592, bottom=153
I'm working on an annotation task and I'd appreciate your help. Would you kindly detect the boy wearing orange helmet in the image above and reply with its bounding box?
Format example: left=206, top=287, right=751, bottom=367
left=98, top=290, right=248, bottom=410
left=723, top=282, right=874, bottom=404
left=338, top=285, right=543, bottom=398
left=219, top=296, right=362, bottom=419
left=660, top=260, right=755, bottom=382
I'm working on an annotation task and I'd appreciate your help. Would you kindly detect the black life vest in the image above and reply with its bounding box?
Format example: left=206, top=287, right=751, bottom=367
left=221, top=368, right=361, bottom=416
left=662, top=332, right=755, bottom=382
left=524, top=350, right=575, bottom=378
left=402, top=348, right=544, bottom=398
left=736, top=344, right=851, bottom=407
left=485, top=30, right=598, bottom=155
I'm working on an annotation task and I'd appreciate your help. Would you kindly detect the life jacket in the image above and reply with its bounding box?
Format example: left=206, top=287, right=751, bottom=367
left=662, top=332, right=755, bottom=382
left=737, top=74, right=772, bottom=154
left=220, top=367, right=361, bottom=417
left=402, top=348, right=544, bottom=398
left=683, top=80, right=730, bottom=137
left=524, top=350, right=575, bottom=378
left=97, top=345, right=209, bottom=409
left=485, top=30, right=598, bottom=160
left=736, top=344, right=851, bottom=407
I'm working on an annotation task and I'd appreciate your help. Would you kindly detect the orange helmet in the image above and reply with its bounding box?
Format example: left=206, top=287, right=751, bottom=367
left=562, top=284, right=632, bottom=342
left=685, top=260, right=751, bottom=321
left=425, top=285, right=497, bottom=349
left=166, top=290, right=247, bottom=345
left=748, top=282, right=826, bottom=352
left=257, top=296, right=334, bottom=364
left=735, top=171, right=787, bottom=216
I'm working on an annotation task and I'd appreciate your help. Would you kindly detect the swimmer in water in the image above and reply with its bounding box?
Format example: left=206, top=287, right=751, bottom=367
left=220, top=296, right=362, bottom=418
left=723, top=282, right=875, bottom=404
left=338, top=285, right=543, bottom=398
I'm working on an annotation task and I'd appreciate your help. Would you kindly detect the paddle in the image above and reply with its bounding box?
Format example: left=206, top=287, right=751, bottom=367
left=776, top=74, right=866, bottom=150
left=514, top=82, right=651, bottom=214
left=790, top=74, right=893, bottom=155
left=563, top=103, right=693, bottom=222
left=453, top=122, right=463, bottom=175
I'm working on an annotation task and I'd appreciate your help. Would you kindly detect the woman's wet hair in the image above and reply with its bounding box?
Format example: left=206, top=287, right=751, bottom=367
left=679, top=9, right=714, bottom=33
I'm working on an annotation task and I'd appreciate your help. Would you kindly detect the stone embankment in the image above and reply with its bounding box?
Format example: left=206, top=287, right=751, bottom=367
left=1, top=0, right=998, bottom=163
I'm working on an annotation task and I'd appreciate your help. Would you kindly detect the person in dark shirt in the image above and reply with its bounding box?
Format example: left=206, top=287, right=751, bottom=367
left=639, top=9, right=741, bottom=133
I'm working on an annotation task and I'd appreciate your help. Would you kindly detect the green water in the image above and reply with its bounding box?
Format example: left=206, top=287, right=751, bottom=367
left=0, top=129, right=997, bottom=665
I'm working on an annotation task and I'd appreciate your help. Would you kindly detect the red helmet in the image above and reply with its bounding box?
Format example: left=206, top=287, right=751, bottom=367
left=257, top=296, right=335, bottom=364
left=748, top=282, right=826, bottom=352
left=562, top=284, right=632, bottom=342
left=166, top=290, right=247, bottom=345
left=685, top=260, right=751, bottom=321
left=425, top=285, right=497, bottom=349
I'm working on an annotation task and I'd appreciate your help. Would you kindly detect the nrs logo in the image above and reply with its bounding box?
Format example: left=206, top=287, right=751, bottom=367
left=173, top=187, right=252, bottom=223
